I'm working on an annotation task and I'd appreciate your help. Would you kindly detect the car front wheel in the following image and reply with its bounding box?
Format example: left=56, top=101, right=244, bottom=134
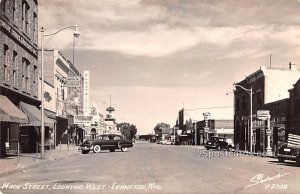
left=121, top=147, right=128, bottom=152
left=296, top=155, right=300, bottom=167
left=93, top=145, right=101, bottom=153
left=278, top=157, right=285, bottom=163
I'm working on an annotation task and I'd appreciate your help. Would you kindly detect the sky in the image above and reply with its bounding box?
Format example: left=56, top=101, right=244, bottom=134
left=38, top=0, right=300, bottom=134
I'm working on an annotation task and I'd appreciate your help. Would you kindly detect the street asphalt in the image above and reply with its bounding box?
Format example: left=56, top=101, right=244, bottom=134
left=0, top=142, right=299, bottom=194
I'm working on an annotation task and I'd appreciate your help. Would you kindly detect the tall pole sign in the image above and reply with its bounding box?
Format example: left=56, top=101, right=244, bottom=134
left=257, top=110, right=272, bottom=156
left=83, top=71, right=90, bottom=116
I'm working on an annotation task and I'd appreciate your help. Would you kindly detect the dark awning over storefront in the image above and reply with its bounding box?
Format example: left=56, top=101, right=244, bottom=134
left=19, top=102, right=55, bottom=127
left=0, top=95, right=28, bottom=123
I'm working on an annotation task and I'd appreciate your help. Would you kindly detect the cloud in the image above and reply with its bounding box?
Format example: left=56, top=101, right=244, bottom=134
left=39, top=0, right=300, bottom=58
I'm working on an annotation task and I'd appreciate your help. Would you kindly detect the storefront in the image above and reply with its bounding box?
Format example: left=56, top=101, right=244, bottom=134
left=19, top=102, right=55, bottom=153
left=0, top=95, right=28, bottom=158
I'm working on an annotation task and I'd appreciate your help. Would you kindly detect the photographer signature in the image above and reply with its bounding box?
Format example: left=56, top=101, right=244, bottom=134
left=245, top=173, right=290, bottom=189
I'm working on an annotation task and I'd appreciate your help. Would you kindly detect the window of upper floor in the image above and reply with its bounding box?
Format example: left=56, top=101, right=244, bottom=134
left=257, top=91, right=262, bottom=109
left=3, top=44, right=9, bottom=82
left=22, top=1, right=30, bottom=35
left=235, top=98, right=240, bottom=112
left=242, top=95, right=247, bottom=110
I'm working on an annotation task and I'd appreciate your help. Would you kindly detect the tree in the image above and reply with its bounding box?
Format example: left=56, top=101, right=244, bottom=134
left=117, top=122, right=137, bottom=140
left=154, top=123, right=170, bottom=135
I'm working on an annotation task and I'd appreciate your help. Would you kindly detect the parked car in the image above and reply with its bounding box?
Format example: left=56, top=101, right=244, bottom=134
left=205, top=136, right=231, bottom=151
left=276, top=143, right=300, bottom=166
left=225, top=139, right=234, bottom=150
left=80, top=134, right=133, bottom=154
left=160, top=140, right=167, bottom=145
left=164, top=140, right=174, bottom=145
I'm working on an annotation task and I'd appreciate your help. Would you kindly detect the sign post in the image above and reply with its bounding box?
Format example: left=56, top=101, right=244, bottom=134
left=257, top=110, right=273, bottom=156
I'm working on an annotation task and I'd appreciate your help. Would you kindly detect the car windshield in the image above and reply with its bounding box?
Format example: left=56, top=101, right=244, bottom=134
left=210, top=137, right=224, bottom=141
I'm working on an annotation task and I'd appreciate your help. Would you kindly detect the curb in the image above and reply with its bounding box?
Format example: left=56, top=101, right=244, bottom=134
left=0, top=151, right=79, bottom=178
left=231, top=149, right=276, bottom=158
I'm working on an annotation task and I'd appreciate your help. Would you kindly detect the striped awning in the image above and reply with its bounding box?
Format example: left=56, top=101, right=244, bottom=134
left=19, top=102, right=55, bottom=127
left=0, top=95, right=28, bottom=123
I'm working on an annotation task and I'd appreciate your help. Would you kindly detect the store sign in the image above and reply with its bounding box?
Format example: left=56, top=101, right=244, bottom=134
left=83, top=71, right=89, bottom=116
left=257, top=110, right=270, bottom=120
left=74, top=115, right=93, bottom=124
left=66, top=76, right=80, bottom=87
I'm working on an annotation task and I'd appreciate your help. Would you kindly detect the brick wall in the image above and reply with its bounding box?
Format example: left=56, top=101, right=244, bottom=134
left=0, top=0, right=38, bottom=98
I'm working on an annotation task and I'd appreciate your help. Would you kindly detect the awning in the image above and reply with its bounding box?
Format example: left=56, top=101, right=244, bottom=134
left=19, top=102, right=55, bottom=127
left=0, top=95, right=28, bottom=123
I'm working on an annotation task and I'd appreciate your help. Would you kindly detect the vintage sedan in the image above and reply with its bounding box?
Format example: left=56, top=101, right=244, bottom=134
left=276, top=143, right=300, bottom=166
left=80, top=134, right=133, bottom=154
left=205, top=136, right=232, bottom=151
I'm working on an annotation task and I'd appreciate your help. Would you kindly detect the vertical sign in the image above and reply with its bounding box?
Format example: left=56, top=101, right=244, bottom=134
left=83, top=71, right=89, bottom=116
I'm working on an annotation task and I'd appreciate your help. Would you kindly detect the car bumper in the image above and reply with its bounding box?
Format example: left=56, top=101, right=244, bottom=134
left=80, top=145, right=93, bottom=151
left=277, top=154, right=296, bottom=160
left=205, top=145, right=217, bottom=149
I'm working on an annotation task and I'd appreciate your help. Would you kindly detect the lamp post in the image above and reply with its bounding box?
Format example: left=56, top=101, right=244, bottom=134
left=40, top=25, right=80, bottom=158
left=233, top=84, right=253, bottom=152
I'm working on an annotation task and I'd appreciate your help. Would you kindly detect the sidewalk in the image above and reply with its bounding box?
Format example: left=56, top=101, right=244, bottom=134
left=0, top=144, right=80, bottom=178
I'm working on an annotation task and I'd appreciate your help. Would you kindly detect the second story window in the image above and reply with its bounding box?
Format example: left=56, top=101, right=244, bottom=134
left=235, top=98, right=240, bottom=112
left=242, top=95, right=247, bottom=110
left=13, top=51, right=18, bottom=86
left=33, top=12, right=37, bottom=42
left=3, top=0, right=8, bottom=16
left=22, top=1, right=30, bottom=34
left=22, top=58, right=30, bottom=91
left=257, top=91, right=262, bottom=109
left=12, top=0, right=16, bottom=22
left=3, top=44, right=9, bottom=82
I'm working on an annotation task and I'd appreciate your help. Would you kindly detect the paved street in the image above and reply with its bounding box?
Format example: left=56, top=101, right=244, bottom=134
left=0, top=142, right=299, bottom=194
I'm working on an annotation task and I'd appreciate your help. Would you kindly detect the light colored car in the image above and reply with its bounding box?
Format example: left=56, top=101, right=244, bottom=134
left=160, top=140, right=167, bottom=145
left=165, top=140, right=174, bottom=145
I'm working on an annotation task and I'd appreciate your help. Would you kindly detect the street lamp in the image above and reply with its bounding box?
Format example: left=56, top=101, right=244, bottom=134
left=40, top=25, right=80, bottom=158
left=233, top=84, right=253, bottom=152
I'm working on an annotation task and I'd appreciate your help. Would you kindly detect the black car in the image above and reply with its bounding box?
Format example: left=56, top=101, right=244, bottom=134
left=276, top=143, right=300, bottom=166
left=80, top=134, right=133, bottom=154
left=205, top=136, right=232, bottom=151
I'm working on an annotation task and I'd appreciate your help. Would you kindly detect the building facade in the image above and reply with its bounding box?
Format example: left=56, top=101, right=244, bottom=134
left=0, top=0, right=41, bottom=157
left=287, top=79, right=300, bottom=136
left=42, top=50, right=84, bottom=146
left=234, top=64, right=300, bottom=152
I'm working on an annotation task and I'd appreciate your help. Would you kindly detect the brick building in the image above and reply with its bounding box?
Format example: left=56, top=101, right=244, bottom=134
left=0, top=0, right=42, bottom=157
left=287, top=79, right=300, bottom=136
left=41, top=49, right=84, bottom=146
left=234, top=64, right=300, bottom=152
